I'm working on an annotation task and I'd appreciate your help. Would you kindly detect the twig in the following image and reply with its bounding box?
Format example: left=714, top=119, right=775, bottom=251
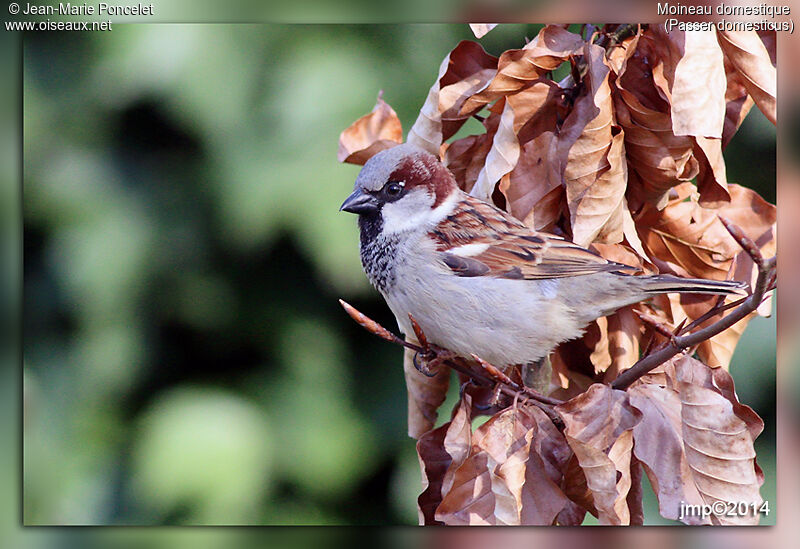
left=338, top=300, right=565, bottom=426
left=339, top=299, right=423, bottom=353
left=611, top=219, right=776, bottom=390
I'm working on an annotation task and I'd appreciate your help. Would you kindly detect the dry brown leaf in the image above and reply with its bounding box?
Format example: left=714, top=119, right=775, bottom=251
left=642, top=28, right=730, bottom=205
left=416, top=422, right=452, bottom=525
left=557, top=44, right=627, bottom=247
left=560, top=453, right=597, bottom=520
left=460, top=25, right=583, bottom=114
left=471, top=79, right=561, bottom=201
left=602, top=306, right=644, bottom=381
left=499, top=132, right=564, bottom=231
left=442, top=111, right=500, bottom=193
left=627, top=455, right=645, bottom=525
left=555, top=384, right=642, bottom=525
left=721, top=57, right=755, bottom=149
left=568, top=127, right=628, bottom=247
left=639, top=183, right=775, bottom=369
left=693, top=135, right=731, bottom=207
left=469, top=23, right=498, bottom=39
left=337, top=93, right=402, bottom=165
left=757, top=30, right=776, bottom=66
left=716, top=30, right=776, bottom=125
left=404, top=345, right=450, bottom=439
left=667, top=30, right=727, bottom=139
left=439, top=42, right=499, bottom=140
left=666, top=356, right=764, bottom=525
left=435, top=406, right=571, bottom=525
left=628, top=381, right=711, bottom=524
left=612, top=32, right=698, bottom=208
left=407, top=41, right=497, bottom=154
left=635, top=183, right=740, bottom=281
left=606, top=31, right=641, bottom=76
left=440, top=391, right=475, bottom=496
left=416, top=392, right=473, bottom=525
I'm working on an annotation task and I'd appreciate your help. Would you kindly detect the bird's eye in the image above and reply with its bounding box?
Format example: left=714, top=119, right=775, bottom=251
left=385, top=181, right=403, bottom=197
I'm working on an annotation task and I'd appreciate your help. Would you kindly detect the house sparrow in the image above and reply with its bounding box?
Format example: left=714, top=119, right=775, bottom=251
left=340, top=143, right=746, bottom=383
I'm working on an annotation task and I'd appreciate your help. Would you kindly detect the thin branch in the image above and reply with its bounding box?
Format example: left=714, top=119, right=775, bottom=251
left=339, top=299, right=423, bottom=353
left=611, top=218, right=776, bottom=391
left=338, top=300, right=565, bottom=427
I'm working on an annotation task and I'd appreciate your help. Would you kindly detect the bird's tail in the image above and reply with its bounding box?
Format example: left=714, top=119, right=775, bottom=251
left=640, top=274, right=748, bottom=296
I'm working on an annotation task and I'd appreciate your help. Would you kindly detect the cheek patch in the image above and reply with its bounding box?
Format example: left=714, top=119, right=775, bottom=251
left=380, top=188, right=437, bottom=234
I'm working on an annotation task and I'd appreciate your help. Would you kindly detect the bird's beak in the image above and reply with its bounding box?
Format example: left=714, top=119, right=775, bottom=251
left=339, top=188, right=379, bottom=214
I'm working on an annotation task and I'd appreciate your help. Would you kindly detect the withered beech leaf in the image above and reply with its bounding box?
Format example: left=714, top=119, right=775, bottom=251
left=471, top=79, right=561, bottom=201
left=606, top=30, right=641, bottom=77
left=417, top=422, right=452, bottom=525
left=499, top=132, right=563, bottom=231
left=559, top=43, right=627, bottom=247
left=627, top=455, right=645, bottom=525
left=693, top=135, right=731, bottom=207
left=439, top=42, right=498, bottom=141
left=440, top=391, right=474, bottom=497
left=635, top=183, right=740, bottom=281
left=602, top=306, right=644, bottom=381
left=668, top=30, right=727, bottom=139
left=435, top=406, right=570, bottom=525
left=460, top=25, right=584, bottom=115
left=560, top=453, right=597, bottom=520
left=628, top=382, right=711, bottom=524
left=641, top=183, right=775, bottom=369
left=665, top=356, right=764, bottom=525
left=612, top=33, right=699, bottom=208
left=757, top=30, right=776, bottom=66
left=555, top=384, right=642, bottom=525
left=337, top=93, right=402, bottom=165
left=469, top=23, right=498, bottom=39
left=404, top=345, right=450, bottom=439
left=645, top=26, right=729, bottom=205
left=716, top=30, right=776, bottom=125
left=721, top=57, right=755, bottom=149
left=408, top=41, right=497, bottom=154
left=443, top=111, right=500, bottom=193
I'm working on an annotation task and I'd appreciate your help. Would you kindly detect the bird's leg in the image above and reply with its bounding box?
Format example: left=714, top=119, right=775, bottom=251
left=412, top=345, right=457, bottom=377
left=522, top=356, right=552, bottom=394
left=407, top=313, right=457, bottom=377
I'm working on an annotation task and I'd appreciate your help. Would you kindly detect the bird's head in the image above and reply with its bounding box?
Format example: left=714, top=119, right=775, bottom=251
left=339, top=144, right=459, bottom=234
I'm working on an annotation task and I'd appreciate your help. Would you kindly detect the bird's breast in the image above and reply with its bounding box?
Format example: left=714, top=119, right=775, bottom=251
left=358, top=214, right=402, bottom=293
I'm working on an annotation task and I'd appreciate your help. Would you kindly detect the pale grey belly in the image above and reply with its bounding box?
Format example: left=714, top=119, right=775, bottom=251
left=383, top=266, right=585, bottom=366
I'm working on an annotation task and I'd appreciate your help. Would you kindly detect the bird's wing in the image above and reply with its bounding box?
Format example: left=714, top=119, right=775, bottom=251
left=433, top=196, right=635, bottom=280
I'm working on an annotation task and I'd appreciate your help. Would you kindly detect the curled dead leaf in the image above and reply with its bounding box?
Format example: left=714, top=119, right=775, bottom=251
left=469, top=23, right=498, bottom=39
left=637, top=183, right=775, bottom=369
left=661, top=29, right=727, bottom=139
left=404, top=345, right=450, bottom=439
left=407, top=41, right=497, bottom=154
left=666, top=356, right=764, bottom=525
left=555, top=384, right=642, bottom=525
left=471, top=79, right=561, bottom=201
left=461, top=25, right=584, bottom=115
left=337, top=93, right=402, bottom=165
left=557, top=44, right=627, bottom=247
left=442, top=111, right=500, bottom=193
left=435, top=405, right=572, bottom=525
left=416, top=391, right=473, bottom=524
left=716, top=29, right=776, bottom=125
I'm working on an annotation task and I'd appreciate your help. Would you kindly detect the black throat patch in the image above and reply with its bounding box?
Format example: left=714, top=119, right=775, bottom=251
left=358, top=212, right=399, bottom=293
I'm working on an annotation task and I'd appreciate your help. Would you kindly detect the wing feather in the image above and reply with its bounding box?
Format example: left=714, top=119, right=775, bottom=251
left=434, top=196, right=634, bottom=279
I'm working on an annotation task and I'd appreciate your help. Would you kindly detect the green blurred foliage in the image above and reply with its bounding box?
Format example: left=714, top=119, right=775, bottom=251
left=21, top=24, right=775, bottom=527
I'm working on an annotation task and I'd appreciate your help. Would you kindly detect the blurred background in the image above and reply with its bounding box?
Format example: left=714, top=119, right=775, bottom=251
left=21, top=24, right=775, bottom=526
